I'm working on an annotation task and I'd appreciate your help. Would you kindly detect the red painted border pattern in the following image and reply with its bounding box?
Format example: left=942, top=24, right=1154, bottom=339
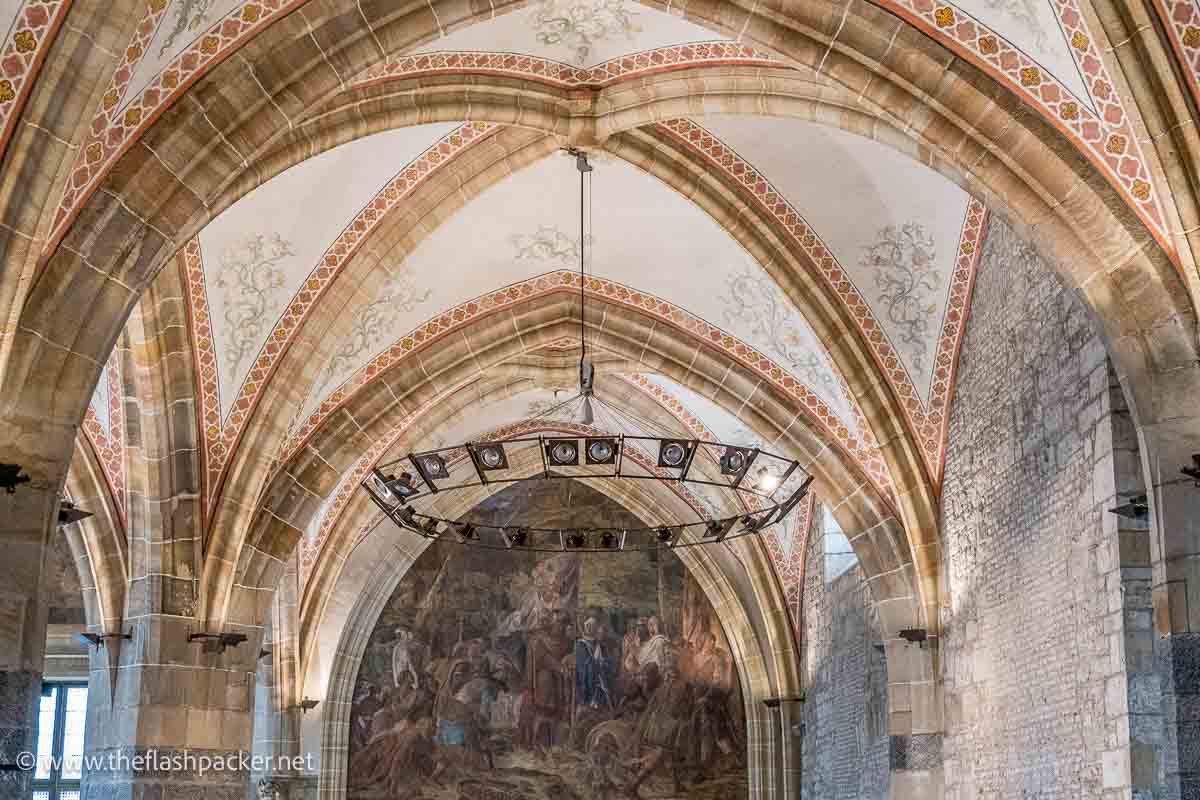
left=660, top=118, right=987, bottom=482
left=1152, top=0, right=1200, bottom=112
left=49, top=0, right=294, bottom=239
left=182, top=123, right=497, bottom=508
left=884, top=0, right=1166, bottom=242
left=179, top=239, right=217, bottom=513
left=353, top=43, right=775, bottom=88
left=773, top=491, right=814, bottom=642
left=0, top=0, right=70, bottom=162
left=280, top=270, right=895, bottom=501
left=44, top=0, right=1167, bottom=258
left=80, top=351, right=127, bottom=526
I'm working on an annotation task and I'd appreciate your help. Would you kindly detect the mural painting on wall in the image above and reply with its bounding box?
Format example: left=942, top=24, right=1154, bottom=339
left=348, top=482, right=748, bottom=800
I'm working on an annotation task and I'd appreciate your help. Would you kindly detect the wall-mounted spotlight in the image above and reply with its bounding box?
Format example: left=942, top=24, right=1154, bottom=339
left=0, top=463, right=30, bottom=494
left=258, top=647, right=272, bottom=662
left=656, top=527, right=678, bottom=545
left=76, top=631, right=132, bottom=649
left=599, top=530, right=621, bottom=550
left=898, top=629, right=928, bottom=646
left=453, top=523, right=478, bottom=542
left=564, top=531, right=586, bottom=549
left=761, top=694, right=806, bottom=708
left=58, top=500, right=93, bottom=526
left=1183, top=455, right=1200, bottom=487
left=188, top=631, right=248, bottom=654
left=296, top=698, right=320, bottom=713
left=1109, top=493, right=1148, bottom=521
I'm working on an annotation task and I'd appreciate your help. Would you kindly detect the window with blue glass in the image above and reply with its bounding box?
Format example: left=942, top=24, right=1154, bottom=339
left=30, top=683, right=87, bottom=800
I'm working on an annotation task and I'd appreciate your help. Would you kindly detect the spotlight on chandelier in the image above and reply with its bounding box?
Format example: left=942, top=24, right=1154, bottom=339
left=359, top=149, right=815, bottom=553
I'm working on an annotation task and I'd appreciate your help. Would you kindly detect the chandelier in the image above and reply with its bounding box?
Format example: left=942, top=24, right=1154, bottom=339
left=360, top=151, right=814, bottom=552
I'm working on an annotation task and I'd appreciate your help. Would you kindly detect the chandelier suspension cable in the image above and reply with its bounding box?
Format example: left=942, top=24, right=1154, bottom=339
left=360, top=150, right=815, bottom=553
left=578, top=151, right=587, bottom=379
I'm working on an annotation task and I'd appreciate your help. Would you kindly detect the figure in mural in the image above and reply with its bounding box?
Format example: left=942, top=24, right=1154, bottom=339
left=636, top=616, right=672, bottom=672
left=575, top=617, right=611, bottom=709
left=391, top=628, right=423, bottom=689
left=346, top=481, right=749, bottom=800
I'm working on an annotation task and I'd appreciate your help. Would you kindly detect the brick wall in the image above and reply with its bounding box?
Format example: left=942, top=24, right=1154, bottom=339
left=799, top=508, right=889, bottom=799
left=938, top=214, right=1128, bottom=798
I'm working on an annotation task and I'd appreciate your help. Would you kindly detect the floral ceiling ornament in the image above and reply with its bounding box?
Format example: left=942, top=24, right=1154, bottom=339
left=510, top=225, right=592, bottom=266
left=159, top=0, right=216, bottom=58
left=861, top=222, right=941, bottom=377
left=720, top=268, right=839, bottom=396
left=214, top=232, right=294, bottom=378
left=311, top=268, right=432, bottom=401
left=532, top=0, right=641, bottom=64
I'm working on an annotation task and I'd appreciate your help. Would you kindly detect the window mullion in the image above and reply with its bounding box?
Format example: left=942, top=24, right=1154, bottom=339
left=51, top=685, right=68, bottom=799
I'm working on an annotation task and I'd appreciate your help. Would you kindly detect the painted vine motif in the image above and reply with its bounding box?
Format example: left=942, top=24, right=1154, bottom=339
left=312, top=268, right=432, bottom=402
left=510, top=226, right=591, bottom=266
left=159, top=0, right=217, bottom=58
left=214, top=233, right=294, bottom=380
left=719, top=268, right=839, bottom=398
left=532, top=0, right=641, bottom=64
left=860, top=222, right=941, bottom=378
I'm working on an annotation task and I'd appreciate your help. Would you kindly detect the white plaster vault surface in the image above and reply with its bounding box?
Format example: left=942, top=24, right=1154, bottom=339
left=0, top=0, right=25, bottom=45
left=294, top=151, right=862, bottom=432
left=947, top=0, right=1096, bottom=111
left=697, top=115, right=973, bottom=404
left=196, top=122, right=461, bottom=418
left=411, top=0, right=730, bottom=67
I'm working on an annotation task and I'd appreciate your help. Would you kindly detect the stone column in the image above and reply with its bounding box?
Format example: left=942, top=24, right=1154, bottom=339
left=887, top=641, right=943, bottom=800
left=0, top=484, right=55, bottom=797
left=1143, top=416, right=1200, bottom=800
left=80, top=267, right=261, bottom=798
left=251, top=555, right=317, bottom=799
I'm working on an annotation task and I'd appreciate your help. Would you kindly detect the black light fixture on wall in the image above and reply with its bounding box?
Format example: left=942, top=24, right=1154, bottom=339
left=1183, top=455, right=1200, bottom=487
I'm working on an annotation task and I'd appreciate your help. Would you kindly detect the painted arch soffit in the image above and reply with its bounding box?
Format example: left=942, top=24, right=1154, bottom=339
left=0, top=0, right=71, bottom=163
left=80, top=350, right=127, bottom=528
left=182, top=122, right=492, bottom=505
left=46, top=0, right=1166, bottom=255
left=268, top=152, right=884, bottom=471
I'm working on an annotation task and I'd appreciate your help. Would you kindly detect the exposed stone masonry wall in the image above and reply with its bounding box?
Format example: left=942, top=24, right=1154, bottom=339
left=938, top=215, right=1129, bottom=798
left=799, top=510, right=889, bottom=799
